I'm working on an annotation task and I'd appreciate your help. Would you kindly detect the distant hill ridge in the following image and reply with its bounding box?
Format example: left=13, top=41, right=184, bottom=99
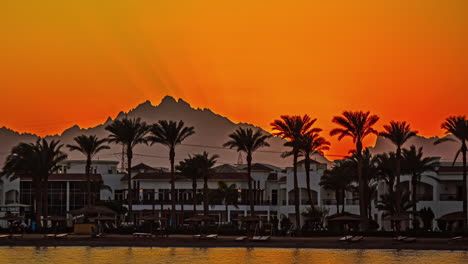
left=0, top=96, right=460, bottom=168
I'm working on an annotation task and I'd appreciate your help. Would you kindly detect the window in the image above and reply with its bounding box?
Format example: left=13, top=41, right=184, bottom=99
left=48, top=182, right=67, bottom=215
left=271, top=190, right=278, bottom=205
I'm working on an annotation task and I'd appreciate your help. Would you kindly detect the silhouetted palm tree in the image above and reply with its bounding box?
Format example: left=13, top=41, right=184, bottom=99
left=330, top=111, right=379, bottom=231
left=379, top=121, right=417, bottom=216
left=217, top=181, right=239, bottom=223
left=434, top=116, right=468, bottom=228
left=105, top=117, right=149, bottom=223
left=402, top=145, right=439, bottom=227
left=300, top=132, right=330, bottom=206
left=183, top=152, right=218, bottom=216
left=271, top=115, right=321, bottom=231
left=177, top=155, right=203, bottom=215
left=376, top=152, right=398, bottom=195
left=148, top=120, right=195, bottom=225
left=2, top=139, right=67, bottom=228
left=67, top=135, right=110, bottom=206
left=223, top=127, right=270, bottom=215
left=320, top=160, right=354, bottom=213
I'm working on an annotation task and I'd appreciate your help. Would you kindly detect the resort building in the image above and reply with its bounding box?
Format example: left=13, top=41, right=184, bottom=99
left=0, top=159, right=466, bottom=230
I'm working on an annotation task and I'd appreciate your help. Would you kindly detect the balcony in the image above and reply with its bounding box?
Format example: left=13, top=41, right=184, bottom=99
left=440, top=194, right=462, bottom=201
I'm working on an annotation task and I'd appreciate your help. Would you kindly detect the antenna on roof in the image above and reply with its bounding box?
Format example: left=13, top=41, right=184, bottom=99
left=237, top=152, right=243, bottom=165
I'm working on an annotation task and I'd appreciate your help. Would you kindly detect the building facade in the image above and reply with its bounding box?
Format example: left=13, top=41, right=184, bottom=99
left=0, top=159, right=466, bottom=230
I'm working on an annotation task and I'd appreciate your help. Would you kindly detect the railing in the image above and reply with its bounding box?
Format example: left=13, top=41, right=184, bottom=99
left=440, top=194, right=462, bottom=201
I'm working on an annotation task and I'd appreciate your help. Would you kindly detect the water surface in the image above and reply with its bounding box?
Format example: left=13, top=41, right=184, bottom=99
left=0, top=247, right=466, bottom=264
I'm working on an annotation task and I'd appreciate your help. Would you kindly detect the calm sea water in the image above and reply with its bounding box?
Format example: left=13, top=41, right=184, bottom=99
left=0, top=247, right=466, bottom=264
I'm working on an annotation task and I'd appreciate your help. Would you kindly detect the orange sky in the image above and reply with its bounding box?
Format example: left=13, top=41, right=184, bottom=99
left=1, top=1, right=468, bottom=158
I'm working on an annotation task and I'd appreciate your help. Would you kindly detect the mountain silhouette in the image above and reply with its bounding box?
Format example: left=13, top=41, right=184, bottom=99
left=0, top=96, right=461, bottom=169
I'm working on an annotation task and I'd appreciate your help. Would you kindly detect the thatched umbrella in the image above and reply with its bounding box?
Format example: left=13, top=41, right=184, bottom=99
left=234, top=215, right=261, bottom=222
left=329, top=215, right=361, bottom=222
left=140, top=215, right=168, bottom=235
left=328, top=214, right=361, bottom=235
left=68, top=205, right=116, bottom=216
left=185, top=215, right=215, bottom=222
left=437, top=211, right=466, bottom=222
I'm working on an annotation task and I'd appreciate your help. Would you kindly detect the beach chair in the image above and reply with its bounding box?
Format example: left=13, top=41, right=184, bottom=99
left=339, top=235, right=353, bottom=242
left=192, top=234, right=204, bottom=240
left=350, top=236, right=364, bottom=242
left=235, top=236, right=248, bottom=242
left=204, top=234, right=218, bottom=240
left=55, top=233, right=69, bottom=238
left=393, top=236, right=416, bottom=243
left=133, top=232, right=152, bottom=238
left=449, top=236, right=463, bottom=242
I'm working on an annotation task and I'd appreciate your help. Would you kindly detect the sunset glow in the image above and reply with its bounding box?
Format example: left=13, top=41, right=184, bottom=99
left=2, top=0, right=467, bottom=158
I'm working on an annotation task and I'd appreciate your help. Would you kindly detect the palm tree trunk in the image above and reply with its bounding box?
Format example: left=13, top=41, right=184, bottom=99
left=411, top=174, right=417, bottom=229
left=203, top=173, right=209, bottom=216
left=170, top=148, right=176, bottom=226
left=86, top=156, right=92, bottom=206
left=462, top=144, right=467, bottom=231
left=42, top=174, right=48, bottom=229
left=225, top=204, right=229, bottom=223
left=335, top=190, right=339, bottom=213
left=33, top=176, right=42, bottom=229
left=293, top=151, right=301, bottom=233
left=341, top=189, right=345, bottom=213
left=395, top=146, right=402, bottom=216
left=356, top=141, right=368, bottom=231
left=192, top=178, right=197, bottom=215
left=305, top=154, right=313, bottom=206
left=247, top=153, right=255, bottom=216
left=127, top=147, right=133, bottom=224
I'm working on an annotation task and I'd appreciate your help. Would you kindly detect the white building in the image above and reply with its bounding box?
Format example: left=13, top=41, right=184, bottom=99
left=0, top=159, right=466, bottom=230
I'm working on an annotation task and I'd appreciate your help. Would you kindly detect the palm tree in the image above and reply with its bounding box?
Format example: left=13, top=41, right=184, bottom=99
left=376, top=152, right=398, bottom=195
left=299, top=132, right=330, bottom=206
left=320, top=160, right=354, bottom=213
left=105, top=117, right=149, bottom=223
left=271, top=115, right=321, bottom=231
left=2, top=142, right=41, bottom=226
left=193, top=152, right=218, bottom=216
left=2, top=139, right=67, bottom=228
left=377, top=191, right=414, bottom=233
left=434, top=116, right=468, bottom=228
left=67, top=135, right=110, bottom=206
left=148, top=120, right=195, bottom=225
left=217, top=181, right=239, bottom=223
left=402, top=145, right=439, bottom=227
left=223, top=127, right=270, bottom=215
left=177, top=155, right=202, bottom=215
left=330, top=111, right=379, bottom=231
left=379, top=121, right=417, bottom=216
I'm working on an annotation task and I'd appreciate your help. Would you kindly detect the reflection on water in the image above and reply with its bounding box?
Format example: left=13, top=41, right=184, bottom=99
left=0, top=247, right=466, bottom=264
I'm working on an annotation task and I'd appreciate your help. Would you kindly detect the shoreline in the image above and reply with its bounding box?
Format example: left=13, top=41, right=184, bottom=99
left=1, top=234, right=467, bottom=251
